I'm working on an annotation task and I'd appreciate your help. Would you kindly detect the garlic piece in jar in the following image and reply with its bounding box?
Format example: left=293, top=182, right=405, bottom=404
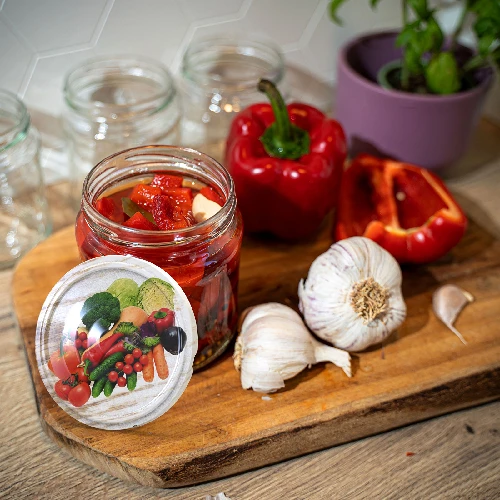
left=234, top=303, right=351, bottom=393
left=192, top=193, right=222, bottom=223
left=298, top=237, right=406, bottom=352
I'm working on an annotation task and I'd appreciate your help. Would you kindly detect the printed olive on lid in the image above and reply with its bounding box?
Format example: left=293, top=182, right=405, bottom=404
left=35, top=256, right=197, bottom=430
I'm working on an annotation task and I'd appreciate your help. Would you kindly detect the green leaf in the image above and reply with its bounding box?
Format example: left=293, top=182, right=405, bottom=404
left=370, top=0, right=383, bottom=7
left=121, top=198, right=155, bottom=224
left=115, top=321, right=138, bottom=335
left=143, top=336, right=161, bottom=347
left=329, top=0, right=348, bottom=24
left=408, top=0, right=430, bottom=19
left=396, top=23, right=419, bottom=47
left=474, top=17, right=497, bottom=38
left=425, top=52, right=461, bottom=95
left=404, top=45, right=423, bottom=74
left=478, top=34, right=496, bottom=56
left=154, top=310, right=168, bottom=319
left=425, top=17, right=444, bottom=52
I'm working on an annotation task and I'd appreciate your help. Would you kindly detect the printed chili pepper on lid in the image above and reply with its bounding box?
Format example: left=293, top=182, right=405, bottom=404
left=334, top=154, right=467, bottom=264
left=225, top=79, right=347, bottom=240
left=36, top=255, right=197, bottom=430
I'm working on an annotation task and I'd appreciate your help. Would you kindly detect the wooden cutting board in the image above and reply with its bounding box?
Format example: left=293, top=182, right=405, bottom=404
left=12, top=219, right=500, bottom=488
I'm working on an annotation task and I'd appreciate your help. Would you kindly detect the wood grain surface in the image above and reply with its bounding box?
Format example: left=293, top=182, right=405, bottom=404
left=1, top=119, right=500, bottom=499
left=9, top=207, right=500, bottom=488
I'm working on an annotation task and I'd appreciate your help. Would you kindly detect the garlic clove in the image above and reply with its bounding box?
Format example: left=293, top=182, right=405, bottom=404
left=432, top=284, right=473, bottom=345
left=241, top=302, right=303, bottom=334
left=192, top=193, right=222, bottom=223
left=311, top=337, right=352, bottom=378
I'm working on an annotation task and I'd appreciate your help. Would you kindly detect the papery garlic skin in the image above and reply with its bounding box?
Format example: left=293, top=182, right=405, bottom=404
left=298, top=237, right=406, bottom=352
left=234, top=303, right=351, bottom=393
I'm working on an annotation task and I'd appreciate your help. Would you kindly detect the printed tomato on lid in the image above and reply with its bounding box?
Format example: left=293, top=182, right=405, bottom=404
left=35, top=255, right=197, bottom=430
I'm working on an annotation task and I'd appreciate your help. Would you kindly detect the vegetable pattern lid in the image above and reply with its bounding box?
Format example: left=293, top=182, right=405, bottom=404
left=36, top=256, right=197, bottom=430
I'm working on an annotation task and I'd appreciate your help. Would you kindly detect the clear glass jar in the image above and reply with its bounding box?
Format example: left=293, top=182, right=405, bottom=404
left=75, top=146, right=243, bottom=370
left=180, top=37, right=285, bottom=162
left=0, top=90, right=51, bottom=268
left=63, top=56, right=181, bottom=201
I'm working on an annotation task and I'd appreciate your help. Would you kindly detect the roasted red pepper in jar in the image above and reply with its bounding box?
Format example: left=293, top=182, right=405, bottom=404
left=335, top=154, right=467, bottom=264
left=225, top=79, right=346, bottom=240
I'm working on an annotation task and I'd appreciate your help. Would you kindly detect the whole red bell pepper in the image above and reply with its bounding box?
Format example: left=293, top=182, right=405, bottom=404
left=225, top=79, right=346, bottom=240
left=335, top=154, right=467, bottom=264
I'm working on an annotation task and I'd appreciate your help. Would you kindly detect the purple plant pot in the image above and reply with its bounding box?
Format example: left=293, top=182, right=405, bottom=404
left=336, top=31, right=494, bottom=170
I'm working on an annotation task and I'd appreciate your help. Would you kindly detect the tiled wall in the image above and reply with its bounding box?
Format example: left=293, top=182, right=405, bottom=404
left=0, top=0, right=405, bottom=117
left=0, top=0, right=498, bottom=167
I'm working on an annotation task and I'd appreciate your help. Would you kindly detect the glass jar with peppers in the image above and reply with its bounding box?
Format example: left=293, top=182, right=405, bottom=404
left=225, top=80, right=347, bottom=240
left=75, top=146, right=243, bottom=370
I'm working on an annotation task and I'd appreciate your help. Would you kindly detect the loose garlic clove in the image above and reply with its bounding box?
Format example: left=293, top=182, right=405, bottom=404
left=298, top=237, right=407, bottom=352
left=234, top=303, right=351, bottom=393
left=192, top=193, right=222, bottom=223
left=432, top=284, right=473, bottom=344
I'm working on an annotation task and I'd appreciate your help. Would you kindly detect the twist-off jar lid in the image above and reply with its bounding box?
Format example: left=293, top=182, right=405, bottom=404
left=36, top=255, right=197, bottom=430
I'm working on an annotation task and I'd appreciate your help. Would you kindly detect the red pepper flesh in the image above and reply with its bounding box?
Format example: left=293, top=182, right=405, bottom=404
left=335, top=155, right=467, bottom=264
left=49, top=345, right=81, bottom=380
left=225, top=80, right=346, bottom=240
left=81, top=331, right=123, bottom=369
left=102, top=340, right=126, bottom=359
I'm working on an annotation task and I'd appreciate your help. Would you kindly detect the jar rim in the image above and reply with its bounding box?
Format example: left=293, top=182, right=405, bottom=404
left=64, top=55, right=176, bottom=119
left=82, top=145, right=237, bottom=247
left=0, top=90, right=30, bottom=152
left=182, top=37, right=284, bottom=92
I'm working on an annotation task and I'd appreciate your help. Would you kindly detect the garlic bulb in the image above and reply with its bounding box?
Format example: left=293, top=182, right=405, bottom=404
left=298, top=237, right=406, bottom=352
left=234, top=303, right=351, bottom=393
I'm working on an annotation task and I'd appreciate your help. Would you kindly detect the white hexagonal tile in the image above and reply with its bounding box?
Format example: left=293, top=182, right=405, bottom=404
left=0, top=17, right=33, bottom=93
left=180, top=0, right=245, bottom=22
left=2, top=0, right=108, bottom=53
left=242, top=0, right=321, bottom=47
left=23, top=49, right=97, bottom=116
left=95, top=0, right=189, bottom=66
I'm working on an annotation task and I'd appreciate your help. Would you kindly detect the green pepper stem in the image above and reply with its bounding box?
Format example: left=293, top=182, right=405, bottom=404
left=258, top=79, right=291, bottom=142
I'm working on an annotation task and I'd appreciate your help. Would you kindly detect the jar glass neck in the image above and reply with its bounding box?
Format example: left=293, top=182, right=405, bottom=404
left=64, top=56, right=177, bottom=121
left=182, top=38, right=284, bottom=92
left=0, top=91, right=30, bottom=152
left=82, top=145, right=236, bottom=247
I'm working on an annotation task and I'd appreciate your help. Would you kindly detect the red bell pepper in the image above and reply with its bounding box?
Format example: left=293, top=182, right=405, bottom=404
left=225, top=79, right=346, bottom=240
left=124, top=212, right=158, bottom=231
left=148, top=308, right=175, bottom=333
left=48, top=344, right=81, bottom=380
left=335, top=154, right=467, bottom=264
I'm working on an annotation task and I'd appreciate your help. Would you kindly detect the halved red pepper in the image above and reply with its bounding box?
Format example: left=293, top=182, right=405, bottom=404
left=335, top=154, right=467, bottom=264
left=225, top=79, right=346, bottom=240
left=48, top=344, right=81, bottom=380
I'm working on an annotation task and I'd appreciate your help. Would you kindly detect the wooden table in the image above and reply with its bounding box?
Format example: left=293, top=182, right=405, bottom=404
left=1, top=120, right=500, bottom=499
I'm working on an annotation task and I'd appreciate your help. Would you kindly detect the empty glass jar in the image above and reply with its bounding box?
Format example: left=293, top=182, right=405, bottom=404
left=0, top=90, right=51, bottom=268
left=63, top=56, right=181, bottom=201
left=180, top=37, right=285, bottom=162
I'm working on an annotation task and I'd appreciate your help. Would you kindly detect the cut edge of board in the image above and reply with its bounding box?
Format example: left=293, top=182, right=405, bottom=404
left=32, top=357, right=500, bottom=487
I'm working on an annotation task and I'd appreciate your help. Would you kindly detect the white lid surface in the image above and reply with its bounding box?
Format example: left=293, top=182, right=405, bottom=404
left=36, top=255, right=197, bottom=430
